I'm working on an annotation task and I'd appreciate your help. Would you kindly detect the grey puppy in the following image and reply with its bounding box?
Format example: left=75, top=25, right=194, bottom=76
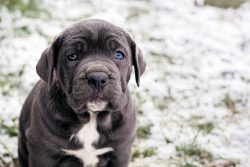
left=18, top=19, right=146, bottom=167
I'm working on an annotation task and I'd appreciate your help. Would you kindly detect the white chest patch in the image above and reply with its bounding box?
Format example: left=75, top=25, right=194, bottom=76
left=62, top=112, right=113, bottom=167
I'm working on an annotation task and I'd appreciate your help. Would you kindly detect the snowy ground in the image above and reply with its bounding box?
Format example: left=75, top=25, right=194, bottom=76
left=0, top=0, right=250, bottom=166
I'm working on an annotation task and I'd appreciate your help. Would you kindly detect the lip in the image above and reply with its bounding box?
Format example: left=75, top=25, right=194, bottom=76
left=88, top=97, right=102, bottom=104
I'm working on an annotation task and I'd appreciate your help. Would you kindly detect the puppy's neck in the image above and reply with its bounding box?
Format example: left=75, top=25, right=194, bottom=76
left=49, top=82, right=69, bottom=105
left=43, top=82, right=81, bottom=135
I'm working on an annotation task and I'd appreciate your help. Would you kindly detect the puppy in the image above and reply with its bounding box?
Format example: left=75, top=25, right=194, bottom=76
left=18, top=19, right=146, bottom=167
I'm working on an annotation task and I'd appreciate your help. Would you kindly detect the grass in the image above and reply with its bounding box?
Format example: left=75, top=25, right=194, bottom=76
left=196, top=122, right=215, bottom=135
left=0, top=0, right=47, bottom=18
left=0, top=66, right=25, bottom=96
left=174, top=132, right=214, bottom=167
left=204, top=0, right=247, bottom=9
left=222, top=94, right=237, bottom=113
left=175, top=143, right=214, bottom=167
left=0, top=137, right=19, bottom=167
left=0, top=117, right=18, bottom=137
left=0, top=117, right=18, bottom=167
left=0, top=0, right=37, bottom=14
left=132, top=147, right=156, bottom=161
left=176, top=144, right=213, bottom=161
left=127, top=6, right=149, bottom=20
left=149, top=51, right=176, bottom=65
left=137, top=124, right=152, bottom=139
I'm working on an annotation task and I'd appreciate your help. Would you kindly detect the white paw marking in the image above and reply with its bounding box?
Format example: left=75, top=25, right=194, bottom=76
left=63, top=112, right=113, bottom=167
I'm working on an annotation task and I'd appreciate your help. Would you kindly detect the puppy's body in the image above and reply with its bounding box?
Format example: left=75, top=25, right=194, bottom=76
left=18, top=20, right=145, bottom=167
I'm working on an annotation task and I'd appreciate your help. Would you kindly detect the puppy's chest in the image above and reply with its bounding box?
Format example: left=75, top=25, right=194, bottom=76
left=63, top=111, right=113, bottom=167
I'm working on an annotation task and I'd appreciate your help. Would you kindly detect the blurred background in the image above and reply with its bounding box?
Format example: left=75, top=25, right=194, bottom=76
left=0, top=0, right=250, bottom=166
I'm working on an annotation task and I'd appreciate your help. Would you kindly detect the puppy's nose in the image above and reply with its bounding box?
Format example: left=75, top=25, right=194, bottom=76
left=87, top=72, right=109, bottom=90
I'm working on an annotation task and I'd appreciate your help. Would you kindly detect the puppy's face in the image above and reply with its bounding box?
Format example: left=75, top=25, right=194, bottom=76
left=36, top=20, right=146, bottom=113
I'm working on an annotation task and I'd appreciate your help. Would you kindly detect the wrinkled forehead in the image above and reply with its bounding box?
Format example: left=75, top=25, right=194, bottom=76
left=60, top=21, right=130, bottom=48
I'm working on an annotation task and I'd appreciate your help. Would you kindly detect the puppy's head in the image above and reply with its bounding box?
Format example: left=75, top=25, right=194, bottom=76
left=36, top=19, right=146, bottom=112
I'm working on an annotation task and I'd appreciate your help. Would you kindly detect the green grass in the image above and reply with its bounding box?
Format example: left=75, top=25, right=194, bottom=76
left=142, top=147, right=156, bottom=157
left=204, top=0, right=247, bottom=9
left=0, top=116, right=19, bottom=166
left=137, top=124, right=152, bottom=139
left=0, top=0, right=45, bottom=17
left=0, top=0, right=37, bottom=12
left=127, top=6, right=149, bottom=20
left=132, top=147, right=156, bottom=161
left=176, top=144, right=213, bottom=161
left=180, top=163, right=197, bottom=167
left=175, top=143, right=213, bottom=166
left=222, top=94, right=237, bottom=112
left=0, top=117, right=18, bottom=137
left=0, top=66, right=25, bottom=96
left=196, top=122, right=215, bottom=134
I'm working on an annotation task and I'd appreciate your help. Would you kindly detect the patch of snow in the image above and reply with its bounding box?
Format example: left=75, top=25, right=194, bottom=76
left=1, top=0, right=250, bottom=166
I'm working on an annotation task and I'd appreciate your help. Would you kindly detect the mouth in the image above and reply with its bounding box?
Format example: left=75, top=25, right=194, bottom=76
left=86, top=98, right=108, bottom=112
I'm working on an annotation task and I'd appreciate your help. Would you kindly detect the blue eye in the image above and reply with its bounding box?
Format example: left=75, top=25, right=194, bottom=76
left=114, top=51, right=125, bottom=60
left=67, top=54, right=79, bottom=61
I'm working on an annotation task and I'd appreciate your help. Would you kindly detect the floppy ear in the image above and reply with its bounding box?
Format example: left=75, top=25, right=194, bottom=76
left=36, top=46, right=54, bottom=87
left=36, top=37, right=60, bottom=87
left=131, top=40, right=146, bottom=87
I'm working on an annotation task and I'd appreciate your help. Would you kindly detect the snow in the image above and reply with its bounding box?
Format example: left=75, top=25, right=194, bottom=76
left=1, top=0, right=250, bottom=166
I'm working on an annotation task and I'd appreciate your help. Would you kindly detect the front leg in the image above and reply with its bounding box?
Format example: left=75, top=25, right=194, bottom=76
left=18, top=135, right=29, bottom=167
left=108, top=145, right=132, bottom=167
left=55, top=155, right=83, bottom=167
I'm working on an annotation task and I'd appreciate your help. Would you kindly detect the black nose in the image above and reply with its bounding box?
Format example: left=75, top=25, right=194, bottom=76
left=87, top=72, right=109, bottom=90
